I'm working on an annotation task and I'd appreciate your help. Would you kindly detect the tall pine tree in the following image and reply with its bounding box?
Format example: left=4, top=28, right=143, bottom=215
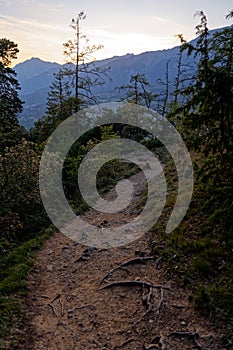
left=0, top=38, right=25, bottom=151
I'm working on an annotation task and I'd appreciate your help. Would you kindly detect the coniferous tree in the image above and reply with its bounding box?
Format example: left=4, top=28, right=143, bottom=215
left=119, top=73, right=156, bottom=108
left=0, top=38, right=25, bottom=151
left=47, top=68, right=73, bottom=119
left=173, top=12, right=233, bottom=156
left=63, top=11, right=109, bottom=111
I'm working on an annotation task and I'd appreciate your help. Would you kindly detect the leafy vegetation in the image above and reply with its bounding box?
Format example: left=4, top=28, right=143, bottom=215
left=150, top=10, right=233, bottom=348
left=0, top=8, right=232, bottom=349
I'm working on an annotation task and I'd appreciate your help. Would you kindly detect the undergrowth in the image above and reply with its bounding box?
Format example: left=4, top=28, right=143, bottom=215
left=0, top=226, right=54, bottom=349
left=150, top=149, right=233, bottom=349
left=0, top=149, right=141, bottom=348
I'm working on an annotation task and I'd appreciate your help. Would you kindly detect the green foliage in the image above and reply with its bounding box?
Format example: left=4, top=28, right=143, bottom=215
left=221, top=320, right=233, bottom=349
left=0, top=39, right=19, bottom=66
left=119, top=73, right=156, bottom=108
left=0, top=297, right=20, bottom=345
left=0, top=141, right=48, bottom=241
left=1, top=13, right=232, bottom=347
left=154, top=12, right=233, bottom=346
left=142, top=137, right=163, bottom=150
left=29, top=69, right=79, bottom=144
left=63, top=125, right=139, bottom=213
left=0, top=227, right=54, bottom=345
left=0, top=38, right=26, bottom=151
left=171, top=15, right=233, bottom=157
left=46, top=68, right=72, bottom=117
left=29, top=114, right=59, bottom=144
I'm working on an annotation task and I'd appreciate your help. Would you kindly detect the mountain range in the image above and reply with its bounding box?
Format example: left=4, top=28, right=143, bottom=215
left=14, top=26, right=227, bottom=129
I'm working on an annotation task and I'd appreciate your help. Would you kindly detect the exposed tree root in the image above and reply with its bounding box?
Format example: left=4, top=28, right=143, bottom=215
left=168, top=331, right=202, bottom=349
left=159, top=337, right=167, bottom=350
left=144, top=335, right=167, bottom=350
left=99, top=280, right=171, bottom=291
left=143, top=344, right=158, bottom=349
left=72, top=247, right=98, bottom=264
left=100, top=257, right=155, bottom=285
left=156, top=287, right=164, bottom=315
left=114, top=338, right=135, bottom=349
left=141, top=285, right=154, bottom=319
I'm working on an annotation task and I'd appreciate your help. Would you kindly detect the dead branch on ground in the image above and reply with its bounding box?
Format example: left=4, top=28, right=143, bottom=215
left=50, top=292, right=61, bottom=304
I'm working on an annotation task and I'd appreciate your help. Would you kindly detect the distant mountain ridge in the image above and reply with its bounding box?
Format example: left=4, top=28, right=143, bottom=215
left=15, top=57, right=60, bottom=80
left=14, top=26, right=229, bottom=128
left=14, top=49, right=182, bottom=128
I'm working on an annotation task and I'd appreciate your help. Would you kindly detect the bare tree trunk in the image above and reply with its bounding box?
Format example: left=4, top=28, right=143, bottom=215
left=75, top=17, right=80, bottom=112
left=162, top=59, right=170, bottom=116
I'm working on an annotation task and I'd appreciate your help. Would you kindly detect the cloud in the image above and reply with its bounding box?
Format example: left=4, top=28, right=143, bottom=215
left=88, top=27, right=175, bottom=47
left=85, top=28, right=176, bottom=62
left=0, top=0, right=14, bottom=6
left=0, top=14, right=69, bottom=33
left=151, top=16, right=171, bottom=23
left=0, top=13, right=70, bottom=64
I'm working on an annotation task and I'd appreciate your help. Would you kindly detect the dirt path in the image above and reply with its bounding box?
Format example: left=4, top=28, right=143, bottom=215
left=19, top=172, right=225, bottom=350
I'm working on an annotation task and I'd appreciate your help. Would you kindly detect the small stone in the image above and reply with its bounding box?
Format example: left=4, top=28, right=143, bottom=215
left=181, top=321, right=186, bottom=326
left=134, top=277, right=141, bottom=281
left=47, top=264, right=53, bottom=272
left=47, top=250, right=54, bottom=255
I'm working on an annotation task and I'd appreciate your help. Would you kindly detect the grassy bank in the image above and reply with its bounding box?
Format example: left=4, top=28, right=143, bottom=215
left=0, top=227, right=54, bottom=349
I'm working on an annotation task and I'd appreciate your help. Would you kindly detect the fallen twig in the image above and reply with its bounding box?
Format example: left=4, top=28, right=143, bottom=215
left=49, top=293, right=61, bottom=304
left=48, top=303, right=57, bottom=317
left=35, top=294, right=50, bottom=299
left=47, top=296, right=66, bottom=348
left=59, top=298, right=64, bottom=319
left=100, top=257, right=155, bottom=285
left=171, top=304, right=186, bottom=309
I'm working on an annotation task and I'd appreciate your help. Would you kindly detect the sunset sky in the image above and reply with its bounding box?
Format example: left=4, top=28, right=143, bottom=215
left=0, top=0, right=232, bottom=65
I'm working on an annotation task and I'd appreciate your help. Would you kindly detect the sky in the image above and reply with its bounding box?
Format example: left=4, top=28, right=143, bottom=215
left=0, top=0, right=232, bottom=65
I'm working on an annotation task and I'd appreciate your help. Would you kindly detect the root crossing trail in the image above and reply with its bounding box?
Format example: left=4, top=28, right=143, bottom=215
left=19, top=173, right=225, bottom=349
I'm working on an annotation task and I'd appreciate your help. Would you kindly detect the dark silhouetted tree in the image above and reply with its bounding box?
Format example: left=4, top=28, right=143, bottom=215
left=63, top=11, right=109, bottom=111
left=0, top=38, right=25, bottom=151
